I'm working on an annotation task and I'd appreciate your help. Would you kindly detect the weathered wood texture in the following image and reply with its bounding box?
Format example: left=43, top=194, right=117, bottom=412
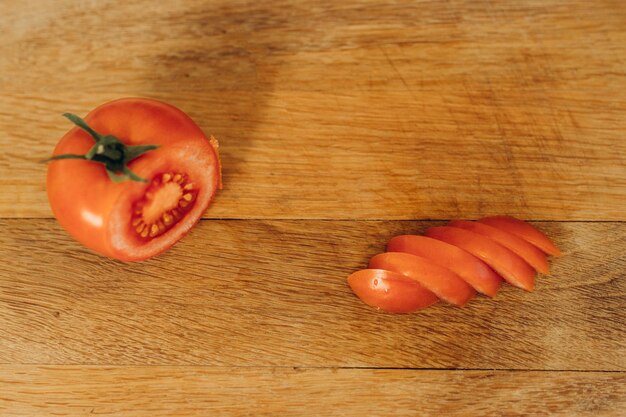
left=0, top=0, right=625, bottom=220
left=1, top=367, right=624, bottom=417
left=1, top=220, right=623, bottom=370
left=1, top=1, right=625, bottom=415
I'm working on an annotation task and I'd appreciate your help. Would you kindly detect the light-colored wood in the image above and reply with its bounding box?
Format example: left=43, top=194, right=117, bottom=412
left=1, top=366, right=624, bottom=417
left=1, top=0, right=625, bottom=219
left=1, top=1, right=625, bottom=414
left=1, top=219, right=623, bottom=370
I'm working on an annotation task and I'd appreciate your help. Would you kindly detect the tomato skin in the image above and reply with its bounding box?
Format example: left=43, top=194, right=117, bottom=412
left=448, top=220, right=549, bottom=274
left=426, top=226, right=536, bottom=291
left=369, top=252, right=475, bottom=306
left=478, top=216, right=561, bottom=257
left=47, top=98, right=220, bottom=261
left=347, top=269, right=439, bottom=313
left=387, top=235, right=502, bottom=297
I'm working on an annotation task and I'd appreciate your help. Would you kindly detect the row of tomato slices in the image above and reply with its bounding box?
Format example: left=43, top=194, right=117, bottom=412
left=347, top=215, right=561, bottom=313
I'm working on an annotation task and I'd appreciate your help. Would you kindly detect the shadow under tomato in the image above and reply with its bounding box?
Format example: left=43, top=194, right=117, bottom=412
left=144, top=1, right=294, bottom=219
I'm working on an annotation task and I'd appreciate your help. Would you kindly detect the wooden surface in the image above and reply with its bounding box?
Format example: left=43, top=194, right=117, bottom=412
left=1, top=220, right=624, bottom=370
left=0, top=0, right=625, bottom=416
left=2, top=0, right=626, bottom=220
left=2, top=367, right=625, bottom=417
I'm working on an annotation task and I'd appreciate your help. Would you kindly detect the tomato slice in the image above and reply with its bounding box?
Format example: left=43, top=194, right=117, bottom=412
left=478, top=216, right=561, bottom=257
left=47, top=98, right=221, bottom=261
left=426, top=226, right=536, bottom=291
left=448, top=220, right=550, bottom=274
left=347, top=269, right=439, bottom=313
left=369, top=252, right=475, bottom=306
left=387, top=235, right=502, bottom=297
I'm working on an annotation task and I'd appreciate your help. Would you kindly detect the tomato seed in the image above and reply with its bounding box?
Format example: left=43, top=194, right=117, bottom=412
left=131, top=171, right=198, bottom=240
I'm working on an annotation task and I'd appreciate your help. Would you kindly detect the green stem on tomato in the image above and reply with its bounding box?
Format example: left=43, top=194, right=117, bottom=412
left=45, top=113, right=159, bottom=183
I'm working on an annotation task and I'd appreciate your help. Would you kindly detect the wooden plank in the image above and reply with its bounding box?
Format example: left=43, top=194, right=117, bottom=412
left=0, top=219, right=623, bottom=370
left=1, top=0, right=625, bottom=220
left=1, top=366, right=624, bottom=417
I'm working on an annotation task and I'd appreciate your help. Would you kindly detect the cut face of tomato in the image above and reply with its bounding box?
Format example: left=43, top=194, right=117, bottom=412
left=478, top=216, right=561, bottom=257
left=47, top=98, right=221, bottom=261
left=369, top=252, right=475, bottom=306
left=426, top=226, right=536, bottom=291
left=387, top=235, right=502, bottom=297
left=347, top=269, right=439, bottom=313
left=448, top=220, right=549, bottom=274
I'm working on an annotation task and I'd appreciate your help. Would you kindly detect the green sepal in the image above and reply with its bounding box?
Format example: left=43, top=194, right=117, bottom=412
left=43, top=154, right=87, bottom=162
left=125, top=144, right=160, bottom=163
left=63, top=113, right=101, bottom=141
left=45, top=113, right=159, bottom=183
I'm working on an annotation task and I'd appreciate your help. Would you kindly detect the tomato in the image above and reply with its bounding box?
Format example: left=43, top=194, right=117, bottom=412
left=347, top=269, right=439, bottom=313
left=478, top=216, right=561, bottom=257
left=47, top=98, right=221, bottom=261
left=387, top=235, right=502, bottom=297
left=369, top=252, right=475, bottom=306
left=448, top=220, right=549, bottom=274
left=426, top=226, right=536, bottom=291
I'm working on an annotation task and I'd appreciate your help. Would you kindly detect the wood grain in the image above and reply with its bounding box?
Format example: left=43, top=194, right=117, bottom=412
left=1, top=0, right=625, bottom=220
left=1, top=366, right=624, bottom=417
left=1, top=1, right=625, bottom=414
left=1, top=219, right=623, bottom=370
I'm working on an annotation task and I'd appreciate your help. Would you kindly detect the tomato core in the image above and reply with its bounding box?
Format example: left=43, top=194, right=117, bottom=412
left=131, top=172, right=197, bottom=239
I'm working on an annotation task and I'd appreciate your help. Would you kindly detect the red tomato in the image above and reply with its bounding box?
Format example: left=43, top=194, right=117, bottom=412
left=47, top=98, right=221, bottom=261
left=387, top=235, right=502, bottom=297
left=478, top=216, right=561, bottom=257
left=369, top=252, right=475, bottom=306
left=426, top=226, right=536, bottom=291
left=347, top=269, right=439, bottom=313
left=448, top=220, right=549, bottom=274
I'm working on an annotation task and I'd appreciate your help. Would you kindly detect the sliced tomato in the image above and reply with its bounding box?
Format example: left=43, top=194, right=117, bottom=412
left=478, top=216, right=561, bottom=257
left=369, top=252, right=475, bottom=306
left=448, top=220, right=550, bottom=274
left=47, top=98, right=221, bottom=261
left=347, top=269, right=439, bottom=313
left=426, top=226, right=536, bottom=291
left=387, top=235, right=502, bottom=297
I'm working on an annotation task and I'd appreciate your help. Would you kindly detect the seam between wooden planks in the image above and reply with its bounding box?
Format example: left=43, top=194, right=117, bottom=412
left=206, top=218, right=622, bottom=223
left=1, top=364, right=623, bottom=373
left=3, top=217, right=625, bottom=222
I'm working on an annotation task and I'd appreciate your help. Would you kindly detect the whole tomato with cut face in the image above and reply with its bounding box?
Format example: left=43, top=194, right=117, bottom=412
left=46, top=98, right=221, bottom=261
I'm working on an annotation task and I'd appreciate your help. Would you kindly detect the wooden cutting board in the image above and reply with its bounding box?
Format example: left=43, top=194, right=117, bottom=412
left=0, top=0, right=624, bottom=415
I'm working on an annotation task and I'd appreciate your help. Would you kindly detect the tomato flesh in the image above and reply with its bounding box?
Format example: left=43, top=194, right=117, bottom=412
left=131, top=172, right=198, bottom=239
left=387, top=235, right=502, bottom=297
left=369, top=252, right=475, bottom=306
left=478, top=216, right=561, bottom=257
left=347, top=269, right=439, bottom=313
left=448, top=220, right=550, bottom=274
left=426, top=226, right=536, bottom=291
left=47, top=98, right=220, bottom=261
